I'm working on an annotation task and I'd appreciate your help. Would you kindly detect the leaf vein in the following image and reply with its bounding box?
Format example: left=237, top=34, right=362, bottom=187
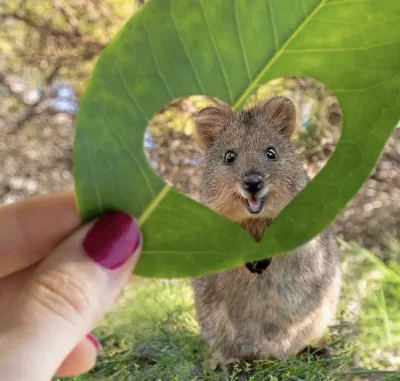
left=324, top=0, right=375, bottom=5
left=233, top=0, right=327, bottom=109
left=285, top=39, right=400, bottom=53
left=115, top=60, right=149, bottom=123
left=234, top=0, right=251, bottom=81
left=144, top=250, right=242, bottom=256
left=199, top=0, right=233, bottom=103
left=333, top=74, right=399, bottom=93
left=86, top=129, right=104, bottom=213
left=148, top=216, right=205, bottom=232
left=268, top=0, right=279, bottom=52
left=142, top=22, right=175, bottom=99
left=170, top=0, right=206, bottom=94
left=301, top=0, right=307, bottom=16
left=97, top=102, right=156, bottom=198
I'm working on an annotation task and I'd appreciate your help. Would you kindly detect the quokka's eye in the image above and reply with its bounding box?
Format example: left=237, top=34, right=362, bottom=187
left=266, top=147, right=278, bottom=160
left=224, top=150, right=236, bottom=164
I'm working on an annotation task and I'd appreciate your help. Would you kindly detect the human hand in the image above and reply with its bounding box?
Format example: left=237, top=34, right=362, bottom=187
left=0, top=192, right=142, bottom=381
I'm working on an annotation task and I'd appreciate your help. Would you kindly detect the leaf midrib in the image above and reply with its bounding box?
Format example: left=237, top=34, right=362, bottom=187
left=139, top=183, right=172, bottom=225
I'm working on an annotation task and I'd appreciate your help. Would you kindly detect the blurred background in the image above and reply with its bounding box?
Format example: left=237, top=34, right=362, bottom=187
left=1, top=1, right=399, bottom=380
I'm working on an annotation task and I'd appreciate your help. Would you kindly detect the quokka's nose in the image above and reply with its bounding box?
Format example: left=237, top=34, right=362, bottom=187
left=243, top=172, right=264, bottom=194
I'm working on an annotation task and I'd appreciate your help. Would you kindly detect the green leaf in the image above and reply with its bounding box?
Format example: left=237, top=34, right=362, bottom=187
left=74, top=0, right=400, bottom=278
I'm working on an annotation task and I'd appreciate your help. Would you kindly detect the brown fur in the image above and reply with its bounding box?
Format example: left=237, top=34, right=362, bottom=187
left=192, top=97, right=341, bottom=367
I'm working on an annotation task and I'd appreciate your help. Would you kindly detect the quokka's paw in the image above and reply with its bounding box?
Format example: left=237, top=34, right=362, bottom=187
left=245, top=258, right=271, bottom=274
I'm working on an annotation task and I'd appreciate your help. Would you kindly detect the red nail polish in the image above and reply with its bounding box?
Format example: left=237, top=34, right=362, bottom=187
left=83, top=211, right=141, bottom=270
left=86, top=333, right=100, bottom=351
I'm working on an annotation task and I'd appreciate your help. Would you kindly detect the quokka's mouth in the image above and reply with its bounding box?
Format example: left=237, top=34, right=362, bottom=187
left=245, top=196, right=266, bottom=215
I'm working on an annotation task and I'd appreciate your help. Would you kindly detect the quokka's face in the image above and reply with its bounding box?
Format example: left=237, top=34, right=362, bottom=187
left=202, top=114, right=305, bottom=222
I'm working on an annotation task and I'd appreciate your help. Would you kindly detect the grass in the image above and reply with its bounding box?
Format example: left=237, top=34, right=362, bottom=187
left=58, top=239, right=400, bottom=381
left=339, top=238, right=400, bottom=375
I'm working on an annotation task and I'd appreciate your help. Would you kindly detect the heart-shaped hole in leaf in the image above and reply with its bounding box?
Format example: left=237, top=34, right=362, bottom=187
left=74, top=0, right=400, bottom=278
left=145, top=77, right=342, bottom=228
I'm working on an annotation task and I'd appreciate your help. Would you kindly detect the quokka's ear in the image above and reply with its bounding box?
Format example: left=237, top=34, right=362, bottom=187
left=260, top=96, right=296, bottom=138
left=195, top=103, right=235, bottom=148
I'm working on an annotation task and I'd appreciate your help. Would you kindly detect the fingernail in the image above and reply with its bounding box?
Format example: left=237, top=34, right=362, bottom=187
left=83, top=211, right=141, bottom=270
left=86, top=333, right=100, bottom=351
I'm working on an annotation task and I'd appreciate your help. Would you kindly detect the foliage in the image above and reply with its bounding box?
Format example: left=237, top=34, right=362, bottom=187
left=74, top=0, right=400, bottom=278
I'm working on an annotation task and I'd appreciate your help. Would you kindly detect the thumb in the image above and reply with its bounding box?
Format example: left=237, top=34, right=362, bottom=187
left=0, top=211, right=141, bottom=381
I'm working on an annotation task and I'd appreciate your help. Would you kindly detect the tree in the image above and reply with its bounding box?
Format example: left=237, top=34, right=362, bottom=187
left=0, top=0, right=145, bottom=132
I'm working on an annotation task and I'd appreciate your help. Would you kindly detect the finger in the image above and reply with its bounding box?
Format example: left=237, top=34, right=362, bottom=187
left=0, top=265, right=35, bottom=313
left=0, top=267, right=138, bottom=321
left=0, top=271, right=132, bottom=376
left=0, top=191, right=80, bottom=278
left=55, top=334, right=99, bottom=377
left=0, top=264, right=141, bottom=314
left=0, top=211, right=142, bottom=381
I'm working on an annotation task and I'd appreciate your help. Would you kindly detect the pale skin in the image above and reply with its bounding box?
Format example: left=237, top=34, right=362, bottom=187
left=0, top=192, right=142, bottom=381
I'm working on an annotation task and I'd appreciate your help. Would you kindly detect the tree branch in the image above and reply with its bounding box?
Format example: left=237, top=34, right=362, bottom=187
left=1, top=11, right=106, bottom=51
